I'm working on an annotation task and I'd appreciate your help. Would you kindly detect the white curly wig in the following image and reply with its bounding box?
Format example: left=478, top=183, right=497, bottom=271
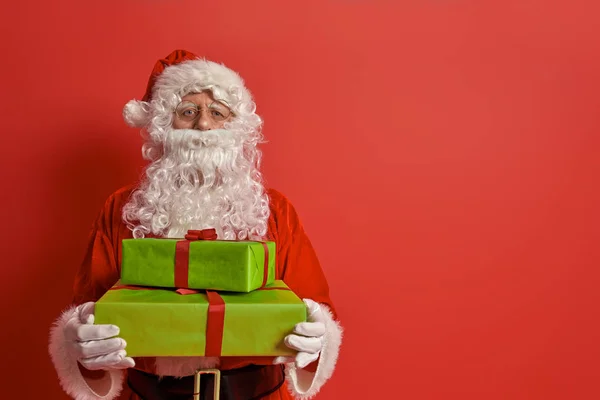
left=121, top=50, right=270, bottom=240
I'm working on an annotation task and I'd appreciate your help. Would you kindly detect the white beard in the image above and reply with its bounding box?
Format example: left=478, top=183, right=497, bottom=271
left=123, top=127, right=270, bottom=241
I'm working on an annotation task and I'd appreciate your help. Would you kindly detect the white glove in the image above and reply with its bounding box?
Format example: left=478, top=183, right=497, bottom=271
left=275, top=299, right=327, bottom=369
left=64, top=302, right=135, bottom=371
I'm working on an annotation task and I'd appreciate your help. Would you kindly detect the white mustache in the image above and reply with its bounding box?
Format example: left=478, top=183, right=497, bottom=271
left=165, top=129, right=240, bottom=151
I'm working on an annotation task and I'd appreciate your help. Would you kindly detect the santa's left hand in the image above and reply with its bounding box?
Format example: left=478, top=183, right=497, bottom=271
left=275, top=299, right=327, bottom=369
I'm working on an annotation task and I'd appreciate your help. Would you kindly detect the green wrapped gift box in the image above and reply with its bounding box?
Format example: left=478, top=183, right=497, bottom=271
left=120, top=236, right=276, bottom=292
left=95, top=280, right=306, bottom=357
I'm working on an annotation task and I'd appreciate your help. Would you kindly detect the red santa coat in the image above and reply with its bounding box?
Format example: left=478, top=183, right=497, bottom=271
left=71, top=184, right=338, bottom=400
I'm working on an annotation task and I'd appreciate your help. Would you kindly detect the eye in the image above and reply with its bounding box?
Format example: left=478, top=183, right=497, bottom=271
left=182, top=108, right=197, bottom=118
left=209, top=101, right=231, bottom=121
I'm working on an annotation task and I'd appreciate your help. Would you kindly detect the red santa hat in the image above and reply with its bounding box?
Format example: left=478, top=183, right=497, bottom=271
left=123, top=49, right=254, bottom=128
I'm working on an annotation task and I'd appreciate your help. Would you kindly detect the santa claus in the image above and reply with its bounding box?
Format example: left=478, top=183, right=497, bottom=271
left=48, top=50, right=343, bottom=400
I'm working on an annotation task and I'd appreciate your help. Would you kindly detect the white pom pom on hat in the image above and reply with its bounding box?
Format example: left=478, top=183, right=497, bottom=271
left=123, top=99, right=152, bottom=128
left=122, top=49, right=252, bottom=128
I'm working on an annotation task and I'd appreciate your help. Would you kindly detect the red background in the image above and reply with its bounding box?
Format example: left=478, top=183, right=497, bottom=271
left=1, top=1, right=599, bottom=399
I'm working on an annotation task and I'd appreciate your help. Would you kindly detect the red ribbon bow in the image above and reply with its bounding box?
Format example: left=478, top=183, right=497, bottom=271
left=184, top=229, right=218, bottom=241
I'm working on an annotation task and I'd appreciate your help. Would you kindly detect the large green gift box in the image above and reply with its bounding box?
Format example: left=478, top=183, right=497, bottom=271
left=120, top=236, right=276, bottom=292
left=94, top=280, right=306, bottom=357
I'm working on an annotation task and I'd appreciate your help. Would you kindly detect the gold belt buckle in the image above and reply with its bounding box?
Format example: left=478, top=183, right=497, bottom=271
left=193, top=368, right=221, bottom=400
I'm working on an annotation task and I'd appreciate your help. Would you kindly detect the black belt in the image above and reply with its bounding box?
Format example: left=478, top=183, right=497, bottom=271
left=127, top=365, right=285, bottom=400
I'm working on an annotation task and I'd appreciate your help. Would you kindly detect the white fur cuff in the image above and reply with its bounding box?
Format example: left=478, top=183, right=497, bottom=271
left=48, top=305, right=125, bottom=400
left=285, top=304, right=343, bottom=399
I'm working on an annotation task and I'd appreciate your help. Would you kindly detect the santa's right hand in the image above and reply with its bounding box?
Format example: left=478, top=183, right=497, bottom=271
left=64, top=302, right=135, bottom=370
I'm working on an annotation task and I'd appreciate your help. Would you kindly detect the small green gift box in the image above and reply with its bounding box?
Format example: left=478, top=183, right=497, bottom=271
left=94, top=280, right=306, bottom=357
left=120, top=229, right=276, bottom=292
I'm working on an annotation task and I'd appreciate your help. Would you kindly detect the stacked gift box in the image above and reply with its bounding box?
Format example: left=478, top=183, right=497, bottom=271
left=94, top=229, right=306, bottom=357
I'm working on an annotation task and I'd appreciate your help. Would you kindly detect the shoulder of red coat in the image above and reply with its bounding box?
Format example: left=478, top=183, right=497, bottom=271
left=105, top=183, right=138, bottom=208
left=265, top=187, right=292, bottom=208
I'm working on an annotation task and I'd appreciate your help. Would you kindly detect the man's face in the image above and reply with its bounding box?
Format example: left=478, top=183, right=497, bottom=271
left=172, top=91, right=234, bottom=131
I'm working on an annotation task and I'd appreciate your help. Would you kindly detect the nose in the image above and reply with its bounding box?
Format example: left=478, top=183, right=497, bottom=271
left=194, top=112, right=212, bottom=131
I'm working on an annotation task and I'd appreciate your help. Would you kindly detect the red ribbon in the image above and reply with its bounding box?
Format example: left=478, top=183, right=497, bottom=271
left=205, top=291, right=226, bottom=356
left=174, top=228, right=270, bottom=289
